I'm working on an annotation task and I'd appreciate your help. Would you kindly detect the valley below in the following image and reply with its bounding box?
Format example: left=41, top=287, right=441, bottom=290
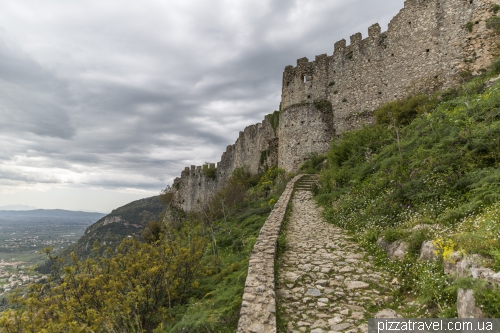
left=0, top=210, right=105, bottom=303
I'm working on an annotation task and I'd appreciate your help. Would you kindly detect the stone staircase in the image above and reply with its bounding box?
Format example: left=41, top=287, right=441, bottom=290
left=294, top=174, right=319, bottom=192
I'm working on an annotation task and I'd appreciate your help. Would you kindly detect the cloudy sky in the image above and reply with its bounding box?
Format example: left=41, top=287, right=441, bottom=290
left=0, top=0, right=405, bottom=213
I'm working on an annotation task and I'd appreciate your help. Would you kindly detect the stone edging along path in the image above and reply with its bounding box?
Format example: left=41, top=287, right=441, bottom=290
left=237, top=174, right=304, bottom=333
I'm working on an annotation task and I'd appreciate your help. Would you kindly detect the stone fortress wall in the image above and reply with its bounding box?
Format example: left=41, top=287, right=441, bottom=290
left=172, top=115, right=278, bottom=211
left=279, top=0, right=499, bottom=171
left=172, top=0, right=500, bottom=212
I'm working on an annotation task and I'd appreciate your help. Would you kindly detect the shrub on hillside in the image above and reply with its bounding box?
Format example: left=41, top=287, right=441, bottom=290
left=202, top=163, right=217, bottom=180
left=299, top=152, right=326, bottom=174
left=374, top=94, right=438, bottom=126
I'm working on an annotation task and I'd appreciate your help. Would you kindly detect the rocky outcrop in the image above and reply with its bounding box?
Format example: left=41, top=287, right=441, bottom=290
left=444, top=253, right=500, bottom=286
left=377, top=238, right=409, bottom=260
left=419, top=241, right=439, bottom=261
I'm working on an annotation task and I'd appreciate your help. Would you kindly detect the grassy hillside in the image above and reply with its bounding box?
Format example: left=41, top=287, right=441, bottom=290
left=312, top=59, right=500, bottom=317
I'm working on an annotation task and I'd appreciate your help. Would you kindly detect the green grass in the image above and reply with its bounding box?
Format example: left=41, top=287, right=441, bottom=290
left=466, top=21, right=474, bottom=33
left=299, top=152, right=326, bottom=174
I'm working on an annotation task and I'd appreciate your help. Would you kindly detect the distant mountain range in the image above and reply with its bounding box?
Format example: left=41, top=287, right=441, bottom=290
left=0, top=209, right=105, bottom=219
left=0, top=205, right=38, bottom=211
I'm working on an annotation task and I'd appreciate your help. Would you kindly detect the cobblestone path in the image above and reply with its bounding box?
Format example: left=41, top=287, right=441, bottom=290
left=276, top=184, right=397, bottom=333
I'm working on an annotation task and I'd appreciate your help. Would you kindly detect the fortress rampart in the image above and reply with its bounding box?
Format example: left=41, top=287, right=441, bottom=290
left=279, top=0, right=499, bottom=171
left=172, top=0, right=500, bottom=212
left=172, top=115, right=278, bottom=211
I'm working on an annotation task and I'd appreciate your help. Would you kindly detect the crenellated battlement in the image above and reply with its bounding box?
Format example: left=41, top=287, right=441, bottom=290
left=172, top=111, right=279, bottom=211
left=368, top=23, right=381, bottom=38
left=334, top=39, right=347, bottom=55
left=350, top=32, right=362, bottom=45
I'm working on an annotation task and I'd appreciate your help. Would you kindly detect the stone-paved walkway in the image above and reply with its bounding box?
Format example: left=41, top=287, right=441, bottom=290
left=276, top=189, right=396, bottom=333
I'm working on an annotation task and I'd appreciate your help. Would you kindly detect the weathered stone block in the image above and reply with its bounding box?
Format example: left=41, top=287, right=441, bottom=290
left=457, top=289, right=484, bottom=318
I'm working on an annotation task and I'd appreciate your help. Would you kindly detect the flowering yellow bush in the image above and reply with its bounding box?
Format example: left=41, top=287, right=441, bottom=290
left=432, top=238, right=464, bottom=262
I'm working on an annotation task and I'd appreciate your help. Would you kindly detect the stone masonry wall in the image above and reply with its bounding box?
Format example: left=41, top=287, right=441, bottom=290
left=279, top=0, right=500, bottom=171
left=236, top=175, right=303, bottom=333
left=172, top=115, right=278, bottom=212
left=278, top=102, right=335, bottom=173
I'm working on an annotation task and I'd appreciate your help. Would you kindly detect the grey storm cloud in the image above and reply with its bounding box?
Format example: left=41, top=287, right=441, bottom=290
left=0, top=0, right=405, bottom=207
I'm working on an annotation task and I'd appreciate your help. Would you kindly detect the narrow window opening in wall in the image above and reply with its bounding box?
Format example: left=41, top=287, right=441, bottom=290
left=303, top=75, right=307, bottom=83
left=286, top=81, right=290, bottom=87
left=434, top=75, right=439, bottom=79
left=307, top=95, right=311, bottom=99
left=334, top=70, right=336, bottom=73
left=301, top=121, right=305, bottom=124
left=426, top=49, right=430, bottom=53
left=368, top=59, right=371, bottom=62
left=475, top=21, right=479, bottom=24
left=391, top=53, right=394, bottom=56
left=378, top=92, right=382, bottom=95
left=408, top=21, right=411, bottom=26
